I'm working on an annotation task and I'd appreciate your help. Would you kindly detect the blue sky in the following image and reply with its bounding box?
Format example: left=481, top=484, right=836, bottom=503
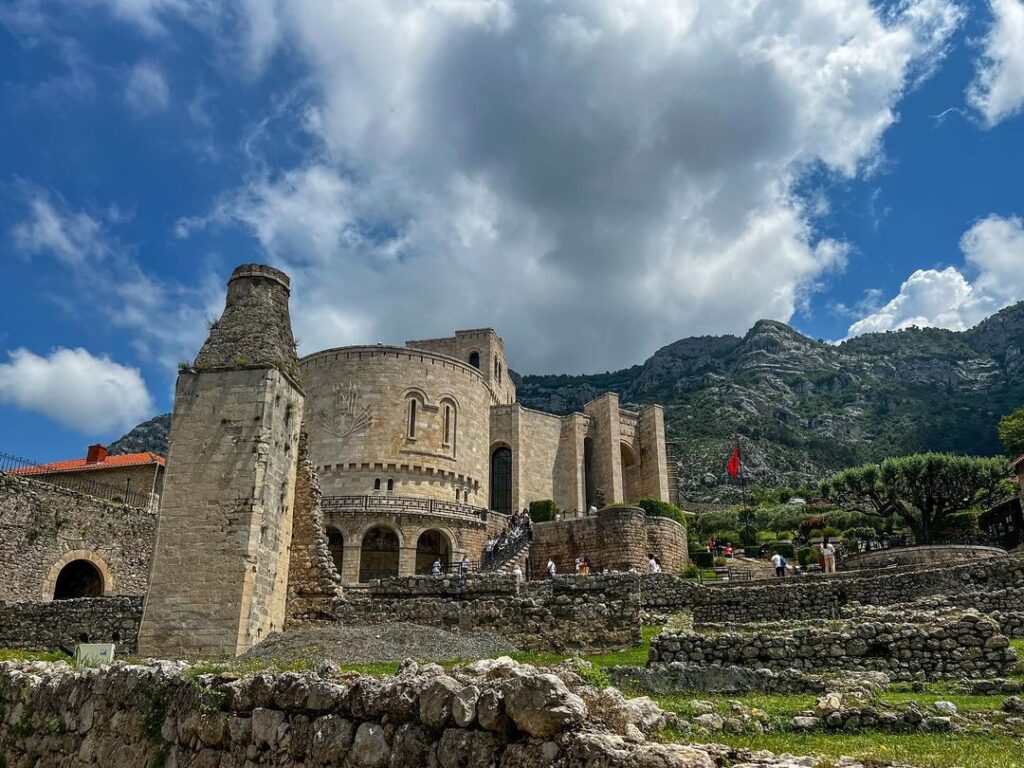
left=1, top=0, right=1023, bottom=462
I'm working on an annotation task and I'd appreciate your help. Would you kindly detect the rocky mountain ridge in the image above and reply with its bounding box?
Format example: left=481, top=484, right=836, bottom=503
left=112, top=302, right=1024, bottom=502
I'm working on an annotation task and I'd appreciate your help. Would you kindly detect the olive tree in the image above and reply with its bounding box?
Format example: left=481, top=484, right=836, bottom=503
left=819, top=453, right=1008, bottom=545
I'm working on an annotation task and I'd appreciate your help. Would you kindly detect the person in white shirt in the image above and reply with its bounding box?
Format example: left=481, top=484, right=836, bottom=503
left=647, top=554, right=658, bottom=573
left=546, top=558, right=557, bottom=579
left=821, top=539, right=837, bottom=574
left=771, top=551, right=786, bottom=578
left=432, top=558, right=442, bottom=577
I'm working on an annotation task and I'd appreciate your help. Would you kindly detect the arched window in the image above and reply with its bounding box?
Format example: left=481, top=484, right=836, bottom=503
left=455, top=488, right=461, bottom=502
left=373, top=478, right=381, bottom=491
left=441, top=399, right=457, bottom=453
left=490, top=446, right=512, bottom=516
left=407, top=398, right=417, bottom=438
left=469, top=352, right=480, bottom=369
left=387, top=478, right=394, bottom=492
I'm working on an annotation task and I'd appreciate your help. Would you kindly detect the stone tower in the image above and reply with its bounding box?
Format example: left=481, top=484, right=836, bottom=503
left=138, top=264, right=304, bottom=658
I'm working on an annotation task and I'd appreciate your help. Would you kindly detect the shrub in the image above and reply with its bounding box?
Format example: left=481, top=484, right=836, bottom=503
left=768, top=542, right=795, bottom=559
left=939, top=509, right=981, bottom=535
left=798, top=516, right=828, bottom=537
left=528, top=499, right=558, bottom=522
left=710, top=529, right=740, bottom=545
left=821, top=526, right=841, bottom=539
left=683, top=563, right=699, bottom=578
left=797, top=547, right=818, bottom=567
left=636, top=498, right=689, bottom=527
left=713, top=556, right=727, bottom=567
left=691, top=551, right=714, bottom=569
left=743, top=544, right=763, bottom=558
left=757, top=530, right=777, bottom=542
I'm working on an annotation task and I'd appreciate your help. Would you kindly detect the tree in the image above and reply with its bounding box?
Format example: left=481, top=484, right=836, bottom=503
left=819, top=453, right=1009, bottom=545
left=998, top=407, right=1024, bottom=459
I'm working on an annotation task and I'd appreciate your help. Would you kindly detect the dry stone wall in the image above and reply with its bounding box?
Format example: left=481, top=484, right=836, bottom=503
left=332, top=573, right=642, bottom=651
left=0, top=658, right=766, bottom=768
left=649, top=612, right=1017, bottom=680
left=0, top=472, right=156, bottom=603
left=0, top=597, right=142, bottom=653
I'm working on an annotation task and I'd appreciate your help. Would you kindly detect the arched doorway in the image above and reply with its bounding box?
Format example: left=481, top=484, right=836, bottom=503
left=53, top=560, right=104, bottom=600
left=490, top=446, right=512, bottom=515
left=359, top=526, right=400, bottom=582
left=326, top=527, right=345, bottom=575
left=415, top=529, right=452, bottom=574
left=621, top=443, right=642, bottom=503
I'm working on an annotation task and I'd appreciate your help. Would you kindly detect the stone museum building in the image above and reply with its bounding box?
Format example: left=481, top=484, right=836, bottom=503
left=301, top=328, right=672, bottom=583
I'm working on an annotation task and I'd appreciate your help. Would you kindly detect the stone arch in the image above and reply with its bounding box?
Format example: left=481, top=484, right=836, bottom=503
left=357, top=522, right=402, bottom=582
left=490, top=444, right=513, bottom=515
left=621, top=442, right=642, bottom=503
left=439, top=395, right=459, bottom=453
left=415, top=528, right=454, bottom=574
left=43, top=550, right=114, bottom=601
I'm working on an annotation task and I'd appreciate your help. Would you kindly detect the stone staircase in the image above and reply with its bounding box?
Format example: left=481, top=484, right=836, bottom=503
left=483, top=534, right=531, bottom=575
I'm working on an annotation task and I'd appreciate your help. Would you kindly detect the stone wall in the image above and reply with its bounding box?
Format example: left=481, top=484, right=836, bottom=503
left=0, top=658, right=751, bottom=768
left=0, top=472, right=156, bottom=603
left=528, top=507, right=687, bottom=579
left=332, top=573, right=641, bottom=651
left=638, top=553, right=1024, bottom=623
left=286, top=433, right=342, bottom=624
left=0, top=596, right=142, bottom=653
left=649, top=612, right=1017, bottom=680
left=22, top=463, right=163, bottom=507
left=843, top=544, right=1006, bottom=570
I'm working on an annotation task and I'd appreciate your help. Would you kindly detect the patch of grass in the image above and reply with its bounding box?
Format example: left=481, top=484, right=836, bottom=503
left=654, top=692, right=817, bottom=719
left=511, top=625, right=661, bottom=672
left=879, top=691, right=1007, bottom=713
left=0, top=649, right=66, bottom=663
left=683, top=731, right=1024, bottom=768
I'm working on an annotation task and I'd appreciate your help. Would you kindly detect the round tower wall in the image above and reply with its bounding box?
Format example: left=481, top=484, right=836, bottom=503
left=300, top=346, right=492, bottom=505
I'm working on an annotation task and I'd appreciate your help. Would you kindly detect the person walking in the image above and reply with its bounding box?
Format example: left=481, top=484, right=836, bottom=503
left=546, top=558, right=557, bottom=579
left=460, top=554, right=470, bottom=575
left=771, top=551, right=786, bottom=578
left=821, top=539, right=837, bottom=575
left=432, top=558, right=442, bottom=577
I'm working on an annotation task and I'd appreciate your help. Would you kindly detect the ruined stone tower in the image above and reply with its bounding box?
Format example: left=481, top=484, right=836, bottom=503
left=138, top=264, right=304, bottom=658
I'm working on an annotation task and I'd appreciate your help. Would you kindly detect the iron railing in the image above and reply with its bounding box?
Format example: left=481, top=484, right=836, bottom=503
left=321, top=494, right=489, bottom=520
left=0, top=451, right=156, bottom=510
left=483, top=533, right=530, bottom=571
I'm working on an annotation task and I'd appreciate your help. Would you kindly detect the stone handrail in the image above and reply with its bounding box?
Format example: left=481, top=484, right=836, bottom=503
left=321, top=494, right=490, bottom=520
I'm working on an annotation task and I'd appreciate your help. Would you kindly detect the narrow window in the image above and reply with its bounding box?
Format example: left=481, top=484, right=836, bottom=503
left=494, top=355, right=499, bottom=377
left=408, top=398, right=417, bottom=438
left=373, top=478, right=381, bottom=491
left=455, top=489, right=461, bottom=502
left=469, top=352, right=480, bottom=369
left=443, top=404, right=451, bottom=445
left=387, top=478, right=394, bottom=492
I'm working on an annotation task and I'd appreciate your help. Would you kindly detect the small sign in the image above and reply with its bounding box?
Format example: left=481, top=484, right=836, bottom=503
left=74, top=643, right=115, bottom=668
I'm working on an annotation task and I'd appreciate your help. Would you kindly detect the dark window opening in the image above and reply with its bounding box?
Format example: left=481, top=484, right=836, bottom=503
left=469, top=352, right=480, bottom=369
left=53, top=560, right=103, bottom=600
left=490, top=446, right=513, bottom=516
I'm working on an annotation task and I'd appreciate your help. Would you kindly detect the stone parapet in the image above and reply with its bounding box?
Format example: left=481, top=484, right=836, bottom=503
left=0, top=596, right=142, bottom=653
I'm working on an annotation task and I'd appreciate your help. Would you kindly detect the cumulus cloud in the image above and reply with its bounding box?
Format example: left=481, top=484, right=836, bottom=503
left=11, top=189, right=108, bottom=265
left=0, top=347, right=153, bottom=432
left=848, top=214, right=1024, bottom=336
left=170, top=0, right=963, bottom=372
left=125, top=60, right=169, bottom=114
left=967, top=0, right=1024, bottom=126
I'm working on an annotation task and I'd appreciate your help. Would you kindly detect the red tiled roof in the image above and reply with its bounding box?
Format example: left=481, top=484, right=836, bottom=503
left=11, top=452, right=165, bottom=476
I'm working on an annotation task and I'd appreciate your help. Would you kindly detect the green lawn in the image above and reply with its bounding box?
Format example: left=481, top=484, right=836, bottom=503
left=683, top=732, right=1024, bottom=768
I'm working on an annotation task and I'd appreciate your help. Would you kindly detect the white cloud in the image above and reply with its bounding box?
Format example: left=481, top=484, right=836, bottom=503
left=967, top=0, right=1024, bottom=126
left=11, top=190, right=107, bottom=265
left=174, top=0, right=961, bottom=372
left=125, top=60, right=169, bottom=114
left=848, top=214, right=1024, bottom=335
left=0, top=347, right=153, bottom=433
left=10, top=185, right=219, bottom=370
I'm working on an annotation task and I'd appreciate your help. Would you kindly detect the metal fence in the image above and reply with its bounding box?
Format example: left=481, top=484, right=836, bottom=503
left=321, top=494, right=489, bottom=520
left=0, top=451, right=156, bottom=509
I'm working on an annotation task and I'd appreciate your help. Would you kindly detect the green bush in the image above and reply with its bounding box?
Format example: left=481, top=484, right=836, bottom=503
left=528, top=499, right=558, bottom=522
left=940, top=509, right=981, bottom=535
left=683, top=563, right=699, bottom=578
left=713, top=556, right=727, bottom=567
left=768, top=542, right=795, bottom=559
left=635, top=498, right=689, bottom=527
left=743, top=544, right=763, bottom=558
left=757, top=530, right=777, bottom=542
left=710, top=529, right=740, bottom=545
left=797, top=547, right=818, bottom=567
left=691, top=551, right=714, bottom=569
left=821, top=526, right=841, bottom=539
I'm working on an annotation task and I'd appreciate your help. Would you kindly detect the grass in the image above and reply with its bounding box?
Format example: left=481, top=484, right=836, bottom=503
left=0, top=649, right=66, bottom=663
left=682, top=731, right=1024, bottom=768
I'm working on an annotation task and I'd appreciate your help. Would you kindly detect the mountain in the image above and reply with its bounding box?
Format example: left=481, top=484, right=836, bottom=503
left=514, top=302, right=1024, bottom=501
left=108, top=414, right=171, bottom=456
left=111, top=302, right=1024, bottom=502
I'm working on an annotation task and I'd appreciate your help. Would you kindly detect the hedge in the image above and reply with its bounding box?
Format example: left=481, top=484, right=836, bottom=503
left=690, top=551, right=715, bottom=569
left=768, top=542, right=795, bottom=559
left=529, top=499, right=558, bottom=522
left=636, top=498, right=689, bottom=527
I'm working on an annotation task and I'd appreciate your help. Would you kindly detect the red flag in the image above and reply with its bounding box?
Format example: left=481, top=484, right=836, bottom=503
left=727, top=445, right=741, bottom=479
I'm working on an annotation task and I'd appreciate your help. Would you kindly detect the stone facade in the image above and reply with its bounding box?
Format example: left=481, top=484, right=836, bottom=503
left=528, top=506, right=688, bottom=578
left=0, top=473, right=155, bottom=603
left=138, top=265, right=305, bottom=658
left=0, top=596, right=142, bottom=653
